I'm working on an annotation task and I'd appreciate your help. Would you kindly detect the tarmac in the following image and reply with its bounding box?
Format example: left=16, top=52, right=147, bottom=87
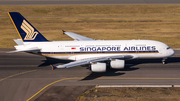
left=0, top=49, right=179, bottom=101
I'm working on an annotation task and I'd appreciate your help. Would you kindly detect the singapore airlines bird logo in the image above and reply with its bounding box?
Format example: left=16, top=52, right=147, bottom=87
left=21, top=20, right=38, bottom=40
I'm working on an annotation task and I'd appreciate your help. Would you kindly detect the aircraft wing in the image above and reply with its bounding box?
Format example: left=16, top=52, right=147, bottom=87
left=7, top=47, right=40, bottom=53
left=63, top=30, right=95, bottom=41
left=53, top=55, right=133, bottom=69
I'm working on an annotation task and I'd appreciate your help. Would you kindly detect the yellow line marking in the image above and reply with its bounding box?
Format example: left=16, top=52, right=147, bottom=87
left=26, top=77, right=83, bottom=101
left=7, top=12, right=24, bottom=42
left=26, top=77, right=180, bottom=101
left=0, top=69, right=39, bottom=82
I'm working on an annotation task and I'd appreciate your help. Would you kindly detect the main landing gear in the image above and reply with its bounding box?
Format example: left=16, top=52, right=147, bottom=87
left=162, top=58, right=167, bottom=64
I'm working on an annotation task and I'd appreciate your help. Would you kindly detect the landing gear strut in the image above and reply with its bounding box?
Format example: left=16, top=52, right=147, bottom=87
left=162, top=58, right=167, bottom=64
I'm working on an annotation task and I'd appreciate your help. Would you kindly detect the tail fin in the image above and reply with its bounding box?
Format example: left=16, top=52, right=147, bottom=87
left=8, top=12, right=48, bottom=42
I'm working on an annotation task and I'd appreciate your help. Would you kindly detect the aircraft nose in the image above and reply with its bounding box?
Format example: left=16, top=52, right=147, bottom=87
left=169, top=49, right=175, bottom=56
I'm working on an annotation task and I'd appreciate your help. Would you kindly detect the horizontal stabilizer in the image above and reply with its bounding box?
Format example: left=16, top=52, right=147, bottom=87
left=7, top=47, right=40, bottom=53
left=14, top=39, right=24, bottom=45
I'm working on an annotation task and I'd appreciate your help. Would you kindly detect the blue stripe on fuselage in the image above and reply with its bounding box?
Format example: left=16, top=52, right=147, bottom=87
left=39, top=50, right=159, bottom=54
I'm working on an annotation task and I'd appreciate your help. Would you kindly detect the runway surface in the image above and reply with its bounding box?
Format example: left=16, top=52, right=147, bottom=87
left=0, top=49, right=180, bottom=101
left=0, top=0, right=180, bottom=5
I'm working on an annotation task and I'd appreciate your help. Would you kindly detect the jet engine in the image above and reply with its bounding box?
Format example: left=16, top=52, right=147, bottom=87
left=110, top=59, right=125, bottom=69
left=91, top=62, right=106, bottom=72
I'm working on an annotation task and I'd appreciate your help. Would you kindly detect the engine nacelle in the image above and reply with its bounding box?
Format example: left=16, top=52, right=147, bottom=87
left=91, top=62, right=106, bottom=72
left=110, top=59, right=125, bottom=69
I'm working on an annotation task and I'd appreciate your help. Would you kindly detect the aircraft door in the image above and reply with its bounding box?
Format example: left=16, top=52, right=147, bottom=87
left=135, top=44, right=146, bottom=58
left=59, top=45, right=64, bottom=51
left=158, top=47, right=165, bottom=55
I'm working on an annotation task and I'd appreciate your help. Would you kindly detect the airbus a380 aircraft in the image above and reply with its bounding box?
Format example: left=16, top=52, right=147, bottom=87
left=8, top=12, right=175, bottom=72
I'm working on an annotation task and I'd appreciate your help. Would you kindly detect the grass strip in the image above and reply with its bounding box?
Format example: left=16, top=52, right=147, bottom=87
left=77, top=87, right=180, bottom=101
left=0, top=5, right=180, bottom=48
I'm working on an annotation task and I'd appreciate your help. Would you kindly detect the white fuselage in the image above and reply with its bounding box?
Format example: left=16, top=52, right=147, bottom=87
left=15, top=40, right=175, bottom=60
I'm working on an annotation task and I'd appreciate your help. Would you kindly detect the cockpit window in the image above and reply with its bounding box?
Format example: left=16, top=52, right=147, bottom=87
left=167, top=47, right=171, bottom=49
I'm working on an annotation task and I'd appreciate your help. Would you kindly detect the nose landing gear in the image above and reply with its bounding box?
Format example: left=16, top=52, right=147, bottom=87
left=162, top=58, right=167, bottom=64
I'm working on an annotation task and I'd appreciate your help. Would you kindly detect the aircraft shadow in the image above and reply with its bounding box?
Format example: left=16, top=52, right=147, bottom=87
left=38, top=57, right=179, bottom=80
left=39, top=57, right=180, bottom=67
left=38, top=57, right=73, bottom=67
left=80, top=57, right=180, bottom=80
left=126, top=57, right=180, bottom=65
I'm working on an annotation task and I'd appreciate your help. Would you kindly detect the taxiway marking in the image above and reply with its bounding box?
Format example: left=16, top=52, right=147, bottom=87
left=0, top=69, right=39, bottom=82
left=27, top=77, right=180, bottom=101
left=26, top=77, right=83, bottom=101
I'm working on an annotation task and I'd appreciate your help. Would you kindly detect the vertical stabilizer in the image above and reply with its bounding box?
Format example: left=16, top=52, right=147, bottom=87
left=8, top=12, right=48, bottom=42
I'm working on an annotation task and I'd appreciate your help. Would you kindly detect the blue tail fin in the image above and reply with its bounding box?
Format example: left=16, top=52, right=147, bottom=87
left=8, top=12, right=48, bottom=42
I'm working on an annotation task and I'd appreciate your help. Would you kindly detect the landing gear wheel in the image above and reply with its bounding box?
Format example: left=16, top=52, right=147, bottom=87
left=162, top=58, right=167, bottom=64
left=162, top=61, right=165, bottom=64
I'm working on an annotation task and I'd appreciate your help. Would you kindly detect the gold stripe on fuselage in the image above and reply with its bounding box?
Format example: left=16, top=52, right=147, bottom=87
left=35, top=51, right=159, bottom=57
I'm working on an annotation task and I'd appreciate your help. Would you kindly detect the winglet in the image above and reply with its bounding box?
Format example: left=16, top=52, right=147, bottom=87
left=50, top=64, right=57, bottom=71
left=62, top=30, right=65, bottom=35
